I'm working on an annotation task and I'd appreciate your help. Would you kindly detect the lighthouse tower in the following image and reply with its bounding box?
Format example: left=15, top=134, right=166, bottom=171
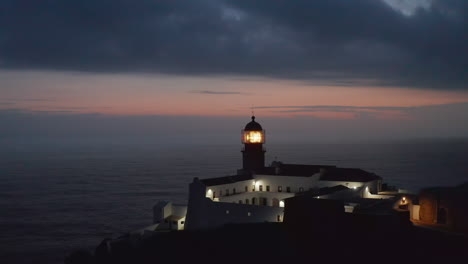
left=241, top=116, right=266, bottom=172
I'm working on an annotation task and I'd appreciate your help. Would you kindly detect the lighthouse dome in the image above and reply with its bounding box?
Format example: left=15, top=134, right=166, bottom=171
left=244, top=116, right=263, bottom=131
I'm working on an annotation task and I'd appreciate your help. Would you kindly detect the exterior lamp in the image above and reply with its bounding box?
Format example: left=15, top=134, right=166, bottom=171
left=401, top=196, right=407, bottom=204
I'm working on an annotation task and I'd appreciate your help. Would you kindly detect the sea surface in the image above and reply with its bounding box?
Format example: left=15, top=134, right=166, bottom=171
left=1, top=138, right=467, bottom=264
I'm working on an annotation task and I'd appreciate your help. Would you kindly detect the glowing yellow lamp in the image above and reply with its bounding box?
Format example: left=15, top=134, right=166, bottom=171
left=243, top=131, right=264, bottom=143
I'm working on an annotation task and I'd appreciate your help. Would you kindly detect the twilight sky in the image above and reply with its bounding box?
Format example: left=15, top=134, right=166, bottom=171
left=1, top=0, right=467, bottom=142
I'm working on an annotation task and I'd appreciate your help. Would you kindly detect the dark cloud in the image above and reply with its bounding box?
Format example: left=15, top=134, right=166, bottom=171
left=189, top=90, right=243, bottom=95
left=0, top=0, right=466, bottom=89
left=255, top=102, right=468, bottom=116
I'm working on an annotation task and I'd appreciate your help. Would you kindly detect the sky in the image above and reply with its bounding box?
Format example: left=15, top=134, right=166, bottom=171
left=1, top=0, right=467, bottom=142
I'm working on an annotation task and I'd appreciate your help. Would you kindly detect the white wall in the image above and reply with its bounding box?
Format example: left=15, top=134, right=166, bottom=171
left=363, top=186, right=394, bottom=199
left=218, top=191, right=294, bottom=206
left=186, top=178, right=285, bottom=230
left=204, top=174, right=320, bottom=202
left=254, top=174, right=320, bottom=193
left=188, top=198, right=285, bottom=230
left=204, top=175, right=382, bottom=201
left=204, top=179, right=254, bottom=200
left=153, top=201, right=170, bottom=224
left=410, top=205, right=420, bottom=221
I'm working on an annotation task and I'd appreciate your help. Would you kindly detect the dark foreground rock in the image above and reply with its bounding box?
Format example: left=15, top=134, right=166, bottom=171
left=67, top=214, right=468, bottom=264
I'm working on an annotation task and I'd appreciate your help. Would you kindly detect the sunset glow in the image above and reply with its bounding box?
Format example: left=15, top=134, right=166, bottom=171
left=2, top=71, right=468, bottom=121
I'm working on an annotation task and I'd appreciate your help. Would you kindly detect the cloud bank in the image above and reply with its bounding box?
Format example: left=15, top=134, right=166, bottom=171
left=0, top=0, right=466, bottom=90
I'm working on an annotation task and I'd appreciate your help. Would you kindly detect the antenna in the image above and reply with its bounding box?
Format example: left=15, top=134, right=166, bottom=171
left=251, top=105, right=255, bottom=117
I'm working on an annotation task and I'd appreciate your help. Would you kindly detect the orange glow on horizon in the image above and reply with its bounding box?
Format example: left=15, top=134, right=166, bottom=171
left=2, top=71, right=468, bottom=119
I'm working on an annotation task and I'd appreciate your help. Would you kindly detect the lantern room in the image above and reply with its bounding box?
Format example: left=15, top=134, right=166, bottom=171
left=242, top=116, right=265, bottom=144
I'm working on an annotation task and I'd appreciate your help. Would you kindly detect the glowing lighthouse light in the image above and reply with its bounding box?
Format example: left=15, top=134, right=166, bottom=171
left=244, top=131, right=263, bottom=143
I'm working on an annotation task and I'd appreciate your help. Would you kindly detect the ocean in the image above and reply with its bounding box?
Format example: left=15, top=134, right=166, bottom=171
left=1, top=138, right=467, bottom=264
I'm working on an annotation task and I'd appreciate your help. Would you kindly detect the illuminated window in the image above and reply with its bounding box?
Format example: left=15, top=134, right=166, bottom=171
left=248, top=212, right=251, bottom=216
left=266, top=186, right=270, bottom=192
left=226, top=210, right=230, bottom=214
left=278, top=186, right=282, bottom=192
left=259, top=185, right=263, bottom=192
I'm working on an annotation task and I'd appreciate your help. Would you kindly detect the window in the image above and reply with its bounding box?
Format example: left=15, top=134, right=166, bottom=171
left=261, top=198, right=267, bottom=206
left=181, top=221, right=185, bottom=225
left=259, top=185, right=263, bottom=191
left=213, top=191, right=216, bottom=198
left=266, top=186, right=270, bottom=192
left=252, top=185, right=255, bottom=192
left=220, top=190, right=223, bottom=196
left=272, top=198, right=279, bottom=207
left=277, top=215, right=281, bottom=222
left=226, top=210, right=230, bottom=214
left=286, top=187, right=291, bottom=193
left=239, top=200, right=243, bottom=204
left=299, top=187, right=304, bottom=192
left=233, top=188, right=236, bottom=194
left=247, top=212, right=251, bottom=216
left=245, top=199, right=249, bottom=204
left=226, top=189, right=230, bottom=196
left=245, top=186, right=248, bottom=192
left=278, top=186, right=282, bottom=192
left=252, top=197, right=256, bottom=205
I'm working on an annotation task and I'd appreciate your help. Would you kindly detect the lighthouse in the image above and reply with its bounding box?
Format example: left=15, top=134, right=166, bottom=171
left=241, top=116, right=266, bottom=172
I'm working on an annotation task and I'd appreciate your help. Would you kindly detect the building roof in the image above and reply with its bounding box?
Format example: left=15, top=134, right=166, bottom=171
left=200, top=164, right=380, bottom=186
left=200, top=174, right=253, bottom=187
left=319, top=167, right=381, bottom=182
left=244, top=116, right=263, bottom=131
left=256, top=163, right=336, bottom=177
left=320, top=167, right=382, bottom=182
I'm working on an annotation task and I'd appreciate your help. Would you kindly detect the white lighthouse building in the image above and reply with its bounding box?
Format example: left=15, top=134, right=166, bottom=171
left=153, top=116, right=395, bottom=231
